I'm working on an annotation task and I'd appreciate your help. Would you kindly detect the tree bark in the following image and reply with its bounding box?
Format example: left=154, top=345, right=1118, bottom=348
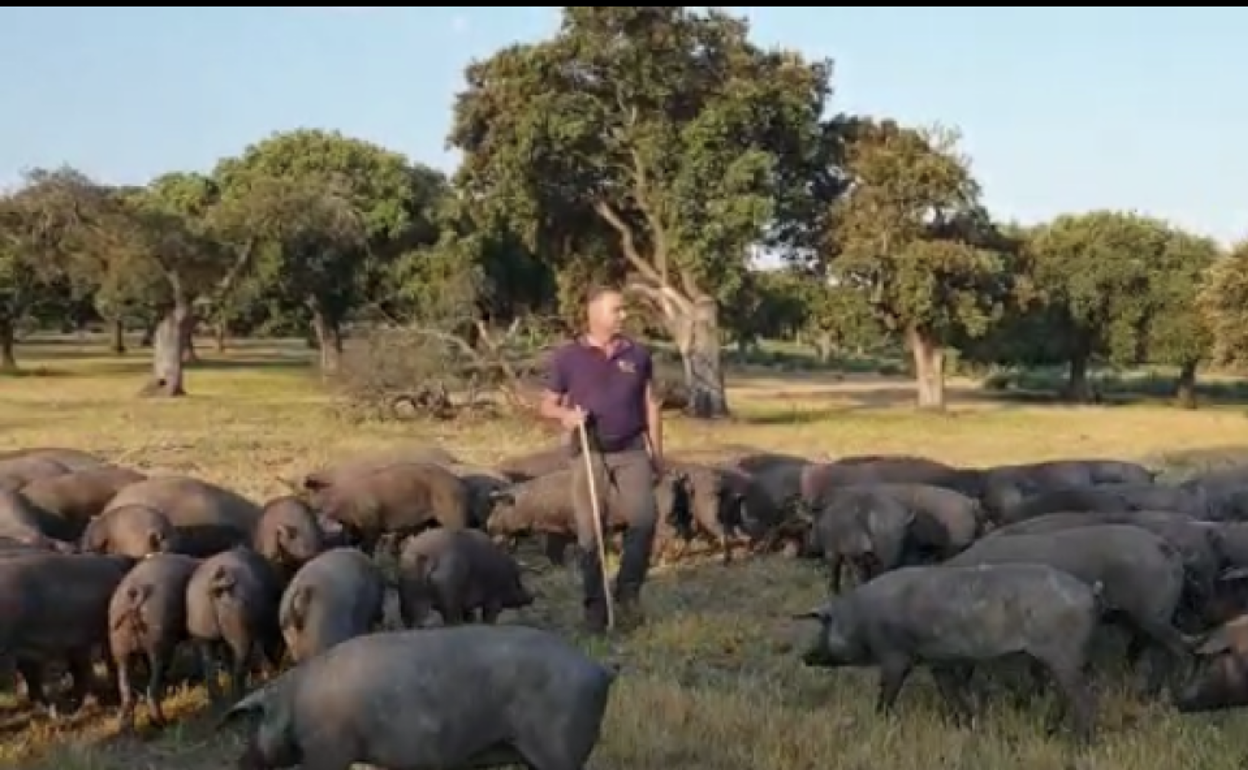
left=180, top=316, right=199, bottom=364
left=906, top=325, right=946, bottom=411
left=1065, top=354, right=1091, bottom=403
left=142, top=302, right=190, bottom=397
left=667, top=295, right=729, bottom=418
left=1174, top=360, right=1198, bottom=410
left=590, top=198, right=729, bottom=418
left=214, top=322, right=228, bottom=353
left=814, top=332, right=834, bottom=364
left=110, top=318, right=126, bottom=356
left=0, top=318, right=17, bottom=373
left=309, top=302, right=342, bottom=375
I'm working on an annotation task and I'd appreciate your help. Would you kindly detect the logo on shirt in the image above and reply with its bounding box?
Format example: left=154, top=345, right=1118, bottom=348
left=617, top=360, right=637, bottom=374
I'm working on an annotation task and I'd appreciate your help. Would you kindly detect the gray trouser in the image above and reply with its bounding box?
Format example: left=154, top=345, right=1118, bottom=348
left=569, top=448, right=658, bottom=607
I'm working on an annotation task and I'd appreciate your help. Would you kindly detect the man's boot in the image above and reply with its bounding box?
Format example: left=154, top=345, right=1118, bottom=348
left=581, top=599, right=610, bottom=635
left=578, top=546, right=610, bottom=635
left=612, top=588, right=646, bottom=632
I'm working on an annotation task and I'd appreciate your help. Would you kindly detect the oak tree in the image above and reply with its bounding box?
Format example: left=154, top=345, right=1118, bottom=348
left=448, top=6, right=832, bottom=417
left=213, top=129, right=444, bottom=373
left=1023, top=211, right=1166, bottom=401
left=823, top=119, right=1006, bottom=409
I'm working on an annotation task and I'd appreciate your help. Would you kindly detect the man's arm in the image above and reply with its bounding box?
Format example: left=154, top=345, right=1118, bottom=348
left=539, top=348, right=574, bottom=424
left=641, top=352, right=663, bottom=466
left=644, top=382, right=664, bottom=463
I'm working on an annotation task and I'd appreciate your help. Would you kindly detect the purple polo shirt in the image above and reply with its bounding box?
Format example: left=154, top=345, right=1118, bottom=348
left=546, top=336, right=654, bottom=452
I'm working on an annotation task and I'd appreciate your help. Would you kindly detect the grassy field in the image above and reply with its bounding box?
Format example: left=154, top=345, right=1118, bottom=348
left=7, top=337, right=1248, bottom=769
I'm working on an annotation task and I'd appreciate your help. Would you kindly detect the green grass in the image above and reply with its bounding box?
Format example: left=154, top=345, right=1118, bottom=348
left=5, top=335, right=1248, bottom=769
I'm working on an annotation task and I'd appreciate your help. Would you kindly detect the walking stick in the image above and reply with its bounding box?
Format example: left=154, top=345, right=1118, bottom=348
left=577, top=419, right=615, bottom=632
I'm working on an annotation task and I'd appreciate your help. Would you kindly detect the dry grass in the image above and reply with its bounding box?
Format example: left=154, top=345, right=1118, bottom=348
left=6, top=336, right=1248, bottom=769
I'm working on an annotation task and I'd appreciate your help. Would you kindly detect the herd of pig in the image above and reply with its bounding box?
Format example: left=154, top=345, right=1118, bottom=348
left=5, top=442, right=1248, bottom=766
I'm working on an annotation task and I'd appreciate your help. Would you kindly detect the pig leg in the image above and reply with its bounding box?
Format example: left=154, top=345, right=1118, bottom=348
left=1130, top=620, right=1193, bottom=695
left=481, top=601, right=502, bottom=624
left=224, top=637, right=253, bottom=701
left=96, top=653, right=121, bottom=706
left=196, top=640, right=224, bottom=703
left=542, top=534, right=570, bottom=566
left=259, top=634, right=286, bottom=679
left=63, top=651, right=96, bottom=712
left=825, top=553, right=844, bottom=593
left=874, top=656, right=915, bottom=715
left=1037, top=657, right=1097, bottom=744
left=930, top=664, right=975, bottom=726
left=145, top=647, right=172, bottom=727
left=15, top=658, right=52, bottom=713
left=115, top=652, right=139, bottom=732
left=440, top=597, right=467, bottom=627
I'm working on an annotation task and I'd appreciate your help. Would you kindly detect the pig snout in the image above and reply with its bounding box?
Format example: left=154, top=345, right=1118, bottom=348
left=48, top=537, right=77, bottom=554
left=800, top=638, right=833, bottom=668
left=1174, top=654, right=1248, bottom=712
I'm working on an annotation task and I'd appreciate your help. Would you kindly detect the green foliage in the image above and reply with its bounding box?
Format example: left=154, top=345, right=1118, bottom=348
left=1145, top=229, right=1219, bottom=368
left=1025, top=211, right=1165, bottom=367
left=449, top=7, right=832, bottom=307
left=0, top=7, right=1239, bottom=411
left=1201, top=240, right=1248, bottom=368
left=212, top=129, right=443, bottom=336
left=822, top=120, right=1008, bottom=346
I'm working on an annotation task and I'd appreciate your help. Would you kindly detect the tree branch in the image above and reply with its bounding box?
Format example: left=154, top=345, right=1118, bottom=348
left=592, top=199, right=664, bottom=286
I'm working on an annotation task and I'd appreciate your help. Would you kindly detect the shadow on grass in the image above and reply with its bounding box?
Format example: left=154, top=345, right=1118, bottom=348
left=1147, top=445, right=1248, bottom=478
left=0, top=366, right=80, bottom=379
left=983, top=368, right=1248, bottom=408
left=182, top=357, right=312, bottom=373
left=735, top=370, right=1248, bottom=422
left=736, top=406, right=850, bottom=426
left=1, top=356, right=314, bottom=381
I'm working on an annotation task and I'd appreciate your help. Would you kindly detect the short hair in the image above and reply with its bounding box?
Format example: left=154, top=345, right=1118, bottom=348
left=585, top=284, right=623, bottom=306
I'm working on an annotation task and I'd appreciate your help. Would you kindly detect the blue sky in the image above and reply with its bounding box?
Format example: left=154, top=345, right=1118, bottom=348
left=2, top=7, right=1245, bottom=246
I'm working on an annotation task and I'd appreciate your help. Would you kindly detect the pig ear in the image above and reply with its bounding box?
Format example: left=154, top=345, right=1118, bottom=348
left=217, top=685, right=271, bottom=729
left=1193, top=628, right=1233, bottom=657
left=1218, top=566, right=1248, bottom=583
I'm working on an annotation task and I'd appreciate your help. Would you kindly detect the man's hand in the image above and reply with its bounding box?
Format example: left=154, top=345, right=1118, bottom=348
left=560, top=405, right=588, bottom=432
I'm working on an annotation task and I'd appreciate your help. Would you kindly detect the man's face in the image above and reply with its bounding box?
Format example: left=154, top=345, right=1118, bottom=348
left=589, top=291, right=627, bottom=336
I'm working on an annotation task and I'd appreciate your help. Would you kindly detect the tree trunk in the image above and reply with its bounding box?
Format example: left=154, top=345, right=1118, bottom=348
left=905, top=326, right=946, bottom=411
left=667, top=295, right=729, bottom=419
left=180, top=317, right=199, bottom=364
left=814, top=332, right=834, bottom=364
left=214, top=322, right=227, bottom=353
left=310, top=306, right=342, bottom=375
left=140, top=321, right=157, bottom=348
left=0, top=318, right=17, bottom=373
left=142, top=303, right=189, bottom=397
left=1174, top=360, right=1198, bottom=410
left=110, top=319, right=126, bottom=356
left=1065, top=354, right=1091, bottom=403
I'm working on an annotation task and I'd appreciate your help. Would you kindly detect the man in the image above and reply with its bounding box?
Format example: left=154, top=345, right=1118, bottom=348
left=540, top=285, right=663, bottom=634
